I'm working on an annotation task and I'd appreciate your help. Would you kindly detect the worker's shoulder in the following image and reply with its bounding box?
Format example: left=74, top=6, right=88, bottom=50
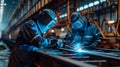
left=89, top=23, right=96, bottom=27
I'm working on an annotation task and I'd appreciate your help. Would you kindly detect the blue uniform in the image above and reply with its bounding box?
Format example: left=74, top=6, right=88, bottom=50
left=8, top=9, right=56, bottom=67
left=64, top=12, right=102, bottom=50
left=69, top=23, right=102, bottom=50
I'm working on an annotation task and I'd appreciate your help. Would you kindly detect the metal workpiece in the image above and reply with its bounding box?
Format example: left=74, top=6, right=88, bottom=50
left=32, top=47, right=120, bottom=67
left=35, top=49, right=97, bottom=67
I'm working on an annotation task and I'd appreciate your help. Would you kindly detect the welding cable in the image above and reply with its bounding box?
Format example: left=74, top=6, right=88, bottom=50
left=30, top=34, right=41, bottom=43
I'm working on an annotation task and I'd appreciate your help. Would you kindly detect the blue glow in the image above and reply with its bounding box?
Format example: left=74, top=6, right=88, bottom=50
left=84, top=5, right=88, bottom=9
left=89, top=3, right=94, bottom=7
left=73, top=43, right=81, bottom=50
left=72, top=42, right=84, bottom=50
left=94, top=1, right=99, bottom=5
left=77, top=48, right=83, bottom=52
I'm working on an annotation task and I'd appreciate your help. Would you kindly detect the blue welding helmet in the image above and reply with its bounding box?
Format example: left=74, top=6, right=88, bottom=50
left=37, top=9, right=56, bottom=33
left=71, top=12, right=88, bottom=31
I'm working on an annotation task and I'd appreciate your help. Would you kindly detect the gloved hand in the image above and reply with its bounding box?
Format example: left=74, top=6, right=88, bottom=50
left=43, top=38, right=64, bottom=48
left=72, top=43, right=82, bottom=50
left=46, top=38, right=57, bottom=48
left=57, top=39, right=63, bottom=48
left=38, top=38, right=49, bottom=49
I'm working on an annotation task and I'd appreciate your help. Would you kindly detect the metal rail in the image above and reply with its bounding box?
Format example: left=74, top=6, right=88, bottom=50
left=57, top=48, right=120, bottom=66
left=30, top=47, right=120, bottom=67
left=35, top=49, right=97, bottom=67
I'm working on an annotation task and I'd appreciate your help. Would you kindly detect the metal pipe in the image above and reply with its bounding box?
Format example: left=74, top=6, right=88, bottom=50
left=66, top=0, right=71, bottom=33
left=116, top=0, right=120, bottom=32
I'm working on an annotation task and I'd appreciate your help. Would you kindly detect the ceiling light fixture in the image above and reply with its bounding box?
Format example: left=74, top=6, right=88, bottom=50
left=0, top=0, right=5, bottom=23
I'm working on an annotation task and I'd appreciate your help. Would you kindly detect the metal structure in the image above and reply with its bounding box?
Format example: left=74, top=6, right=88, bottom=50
left=117, top=0, right=120, bottom=34
left=6, top=0, right=70, bottom=39
left=33, top=48, right=120, bottom=67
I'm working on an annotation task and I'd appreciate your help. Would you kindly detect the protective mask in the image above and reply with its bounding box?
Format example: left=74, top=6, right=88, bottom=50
left=38, top=20, right=56, bottom=34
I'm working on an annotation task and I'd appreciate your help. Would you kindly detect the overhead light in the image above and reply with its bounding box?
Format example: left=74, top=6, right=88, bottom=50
left=57, top=0, right=106, bottom=19
left=100, top=0, right=106, bottom=2
left=51, top=29, right=55, bottom=33
left=102, top=0, right=106, bottom=1
left=77, top=7, right=83, bottom=11
left=0, top=0, right=5, bottom=23
left=94, top=1, right=99, bottom=5
left=60, top=13, right=67, bottom=18
left=89, top=3, right=94, bottom=7
left=61, top=28, right=65, bottom=32
left=84, top=5, right=88, bottom=9
left=0, top=31, right=1, bottom=39
left=64, top=13, right=67, bottom=17
left=108, top=20, right=115, bottom=24
left=77, top=8, right=79, bottom=11
left=60, top=15, right=64, bottom=18
left=79, top=7, right=84, bottom=11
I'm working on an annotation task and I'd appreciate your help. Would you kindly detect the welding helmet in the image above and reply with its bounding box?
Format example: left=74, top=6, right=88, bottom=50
left=37, top=9, right=56, bottom=34
left=71, top=12, right=87, bottom=31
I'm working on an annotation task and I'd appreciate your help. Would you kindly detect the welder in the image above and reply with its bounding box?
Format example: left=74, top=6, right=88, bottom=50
left=8, top=9, right=57, bottom=67
left=65, top=12, right=102, bottom=50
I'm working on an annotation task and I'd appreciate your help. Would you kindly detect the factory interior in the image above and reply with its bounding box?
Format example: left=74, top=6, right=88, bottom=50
left=0, top=0, right=120, bottom=67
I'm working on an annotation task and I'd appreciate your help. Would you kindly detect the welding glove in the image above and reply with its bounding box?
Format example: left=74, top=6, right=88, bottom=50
left=72, top=43, right=82, bottom=50
left=57, top=39, right=63, bottom=48
left=43, top=38, right=57, bottom=48
left=38, top=38, right=50, bottom=49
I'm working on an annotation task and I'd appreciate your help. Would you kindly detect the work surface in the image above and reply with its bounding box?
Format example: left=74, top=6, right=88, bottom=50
left=35, top=48, right=120, bottom=67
